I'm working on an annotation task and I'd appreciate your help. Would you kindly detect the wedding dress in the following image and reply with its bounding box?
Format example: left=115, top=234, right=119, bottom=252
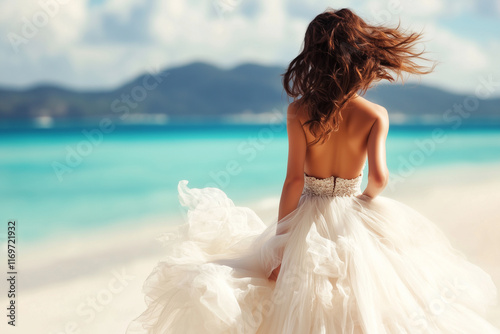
left=126, top=171, right=500, bottom=333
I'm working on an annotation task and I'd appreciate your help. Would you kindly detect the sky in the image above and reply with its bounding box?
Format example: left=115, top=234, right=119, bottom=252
left=1, top=0, right=500, bottom=97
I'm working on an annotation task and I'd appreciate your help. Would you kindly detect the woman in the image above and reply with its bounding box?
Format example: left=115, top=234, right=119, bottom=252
left=127, top=8, right=500, bottom=333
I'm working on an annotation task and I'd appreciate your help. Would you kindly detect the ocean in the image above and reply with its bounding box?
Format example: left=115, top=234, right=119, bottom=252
left=1, top=123, right=500, bottom=243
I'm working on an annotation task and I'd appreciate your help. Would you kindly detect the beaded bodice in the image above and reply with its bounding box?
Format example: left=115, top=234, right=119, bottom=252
left=303, top=173, right=363, bottom=197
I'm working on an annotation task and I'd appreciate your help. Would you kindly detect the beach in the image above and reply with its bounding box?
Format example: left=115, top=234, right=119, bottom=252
left=1, top=0, right=500, bottom=330
left=1, top=162, right=498, bottom=333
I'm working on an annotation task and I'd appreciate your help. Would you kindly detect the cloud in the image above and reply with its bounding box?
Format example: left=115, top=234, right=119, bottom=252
left=2, top=0, right=87, bottom=53
left=415, top=22, right=493, bottom=93
left=83, top=3, right=155, bottom=44
left=0, top=0, right=498, bottom=98
left=460, top=0, right=500, bottom=18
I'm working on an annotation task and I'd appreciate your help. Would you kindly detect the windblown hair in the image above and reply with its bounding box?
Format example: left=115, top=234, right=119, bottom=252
left=283, top=8, right=437, bottom=145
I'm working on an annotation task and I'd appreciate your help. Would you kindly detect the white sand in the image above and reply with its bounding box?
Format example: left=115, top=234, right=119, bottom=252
left=1, top=163, right=499, bottom=333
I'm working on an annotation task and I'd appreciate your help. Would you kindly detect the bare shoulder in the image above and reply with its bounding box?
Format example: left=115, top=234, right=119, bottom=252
left=353, top=96, right=387, bottom=119
left=287, top=99, right=308, bottom=124
left=349, top=96, right=388, bottom=128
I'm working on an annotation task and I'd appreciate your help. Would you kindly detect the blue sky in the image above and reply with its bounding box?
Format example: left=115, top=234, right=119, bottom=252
left=1, top=0, right=499, bottom=98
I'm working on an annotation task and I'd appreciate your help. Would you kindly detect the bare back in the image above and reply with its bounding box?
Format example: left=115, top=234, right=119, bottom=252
left=297, top=95, right=386, bottom=179
left=278, top=94, right=389, bottom=220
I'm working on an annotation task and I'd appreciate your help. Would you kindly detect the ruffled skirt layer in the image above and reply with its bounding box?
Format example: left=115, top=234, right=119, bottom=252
left=126, top=181, right=499, bottom=334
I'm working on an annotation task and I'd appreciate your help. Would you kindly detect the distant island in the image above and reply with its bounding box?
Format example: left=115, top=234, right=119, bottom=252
left=0, top=61, right=499, bottom=127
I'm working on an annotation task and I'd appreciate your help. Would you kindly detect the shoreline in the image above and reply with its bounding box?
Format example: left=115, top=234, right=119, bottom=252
left=18, top=161, right=500, bottom=287
left=12, top=159, right=500, bottom=248
left=5, top=162, right=500, bottom=333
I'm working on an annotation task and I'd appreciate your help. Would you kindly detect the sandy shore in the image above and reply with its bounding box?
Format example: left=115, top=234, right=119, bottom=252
left=1, top=163, right=500, bottom=333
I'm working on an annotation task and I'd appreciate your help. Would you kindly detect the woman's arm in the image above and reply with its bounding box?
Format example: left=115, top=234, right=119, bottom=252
left=269, top=102, right=306, bottom=281
left=362, top=107, right=390, bottom=198
left=278, top=102, right=307, bottom=221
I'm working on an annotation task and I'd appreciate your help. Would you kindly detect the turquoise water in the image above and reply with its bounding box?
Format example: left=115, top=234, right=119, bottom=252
left=1, top=123, right=500, bottom=243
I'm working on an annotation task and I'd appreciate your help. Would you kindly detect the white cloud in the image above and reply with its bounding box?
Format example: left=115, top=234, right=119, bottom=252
left=148, top=0, right=309, bottom=69
left=416, top=23, right=494, bottom=94
left=0, top=0, right=498, bottom=98
left=2, top=0, right=87, bottom=53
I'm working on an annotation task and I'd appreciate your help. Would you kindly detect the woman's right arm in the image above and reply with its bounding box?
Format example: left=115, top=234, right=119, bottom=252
left=362, top=108, right=390, bottom=198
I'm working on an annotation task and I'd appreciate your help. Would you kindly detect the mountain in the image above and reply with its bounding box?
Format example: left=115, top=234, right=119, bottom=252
left=364, top=83, right=500, bottom=124
left=0, top=62, right=498, bottom=125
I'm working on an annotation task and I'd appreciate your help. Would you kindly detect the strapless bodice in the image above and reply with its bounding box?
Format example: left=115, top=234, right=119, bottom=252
left=303, top=173, right=363, bottom=197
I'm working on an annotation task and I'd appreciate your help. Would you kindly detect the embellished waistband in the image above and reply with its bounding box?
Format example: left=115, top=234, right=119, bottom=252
left=302, top=173, right=362, bottom=197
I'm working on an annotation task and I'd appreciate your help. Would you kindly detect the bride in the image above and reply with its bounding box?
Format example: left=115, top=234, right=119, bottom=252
left=127, top=7, right=500, bottom=333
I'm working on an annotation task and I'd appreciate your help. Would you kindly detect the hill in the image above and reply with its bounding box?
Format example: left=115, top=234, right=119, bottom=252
left=0, top=62, right=498, bottom=125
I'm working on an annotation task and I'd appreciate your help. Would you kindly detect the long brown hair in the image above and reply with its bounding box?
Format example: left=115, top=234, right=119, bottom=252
left=283, top=8, right=437, bottom=145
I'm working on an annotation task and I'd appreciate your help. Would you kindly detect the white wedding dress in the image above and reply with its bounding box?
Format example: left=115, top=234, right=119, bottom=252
left=126, top=171, right=500, bottom=333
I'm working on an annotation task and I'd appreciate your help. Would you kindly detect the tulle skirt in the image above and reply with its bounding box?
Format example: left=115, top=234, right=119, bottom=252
left=126, top=181, right=500, bottom=333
